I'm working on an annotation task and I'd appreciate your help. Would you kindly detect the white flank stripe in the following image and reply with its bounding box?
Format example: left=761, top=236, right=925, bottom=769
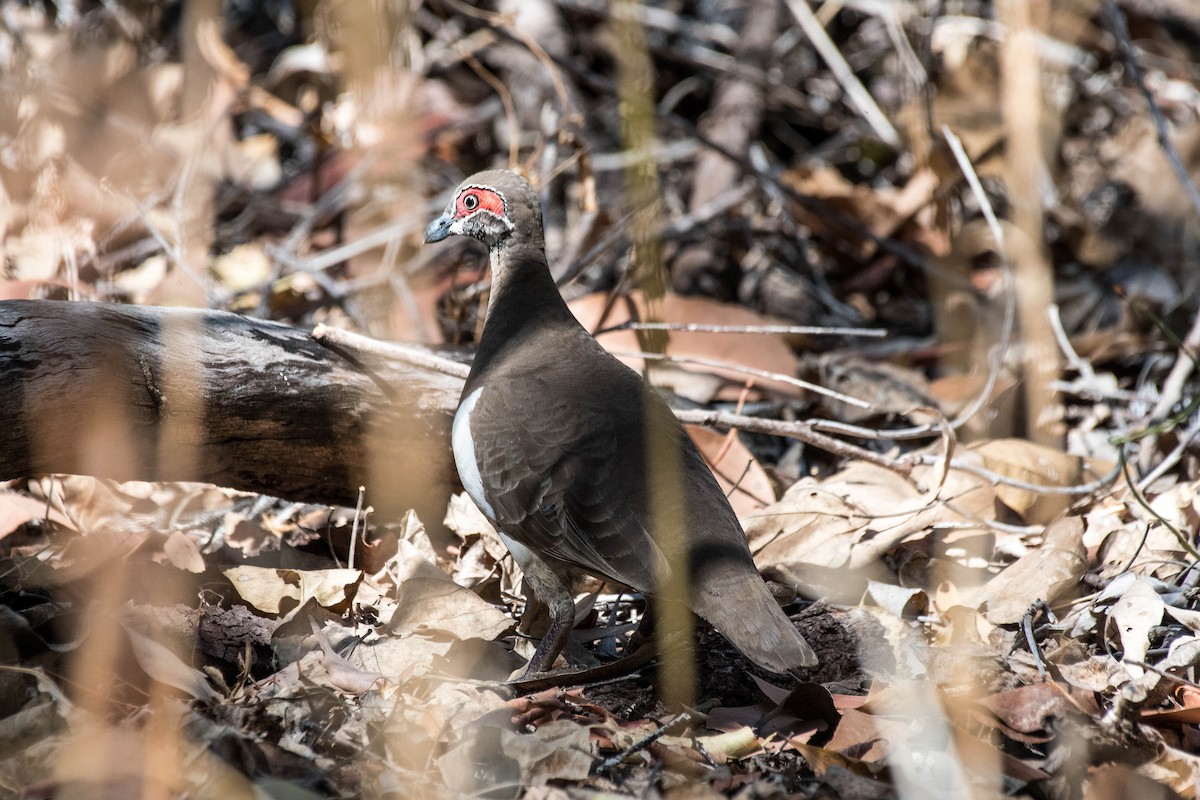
left=452, top=387, right=496, bottom=518
left=498, top=531, right=536, bottom=569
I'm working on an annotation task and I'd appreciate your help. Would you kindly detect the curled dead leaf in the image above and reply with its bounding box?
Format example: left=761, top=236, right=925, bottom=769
left=163, top=530, right=206, bottom=574
left=695, top=725, right=761, bottom=761
left=747, top=460, right=996, bottom=602
left=123, top=626, right=220, bottom=702
left=1106, top=576, right=1166, bottom=680
left=223, top=566, right=361, bottom=615
left=979, top=517, right=1087, bottom=625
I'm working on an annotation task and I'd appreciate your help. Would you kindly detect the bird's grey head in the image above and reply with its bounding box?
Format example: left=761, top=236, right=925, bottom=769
left=423, top=169, right=543, bottom=252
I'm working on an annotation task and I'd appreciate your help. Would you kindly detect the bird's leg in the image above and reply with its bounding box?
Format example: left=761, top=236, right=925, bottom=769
left=511, top=553, right=576, bottom=678
left=627, top=597, right=656, bottom=653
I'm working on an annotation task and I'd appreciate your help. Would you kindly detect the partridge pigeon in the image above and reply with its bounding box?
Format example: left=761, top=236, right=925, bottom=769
left=425, top=170, right=818, bottom=676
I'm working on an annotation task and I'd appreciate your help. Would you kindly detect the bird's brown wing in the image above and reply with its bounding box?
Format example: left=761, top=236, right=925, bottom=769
left=468, top=362, right=818, bottom=671
left=467, top=369, right=669, bottom=593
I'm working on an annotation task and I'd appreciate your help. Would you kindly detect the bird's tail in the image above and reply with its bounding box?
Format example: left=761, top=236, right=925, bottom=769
left=691, top=566, right=818, bottom=672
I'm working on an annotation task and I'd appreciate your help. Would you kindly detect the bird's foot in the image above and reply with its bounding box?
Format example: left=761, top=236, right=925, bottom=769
left=504, top=639, right=660, bottom=693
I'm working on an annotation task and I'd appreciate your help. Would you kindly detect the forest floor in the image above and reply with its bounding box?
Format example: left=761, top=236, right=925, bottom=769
left=3, top=1, right=1200, bottom=797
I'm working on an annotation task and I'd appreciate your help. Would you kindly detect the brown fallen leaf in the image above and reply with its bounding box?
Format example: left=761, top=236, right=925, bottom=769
left=222, top=565, right=362, bottom=616
left=977, top=516, right=1087, bottom=625
left=782, top=163, right=939, bottom=248
left=968, top=439, right=1085, bottom=524
left=385, top=541, right=512, bottom=642
left=978, top=682, right=1075, bottom=739
left=1106, top=575, right=1167, bottom=681
left=500, top=719, right=595, bottom=787
left=822, top=707, right=910, bottom=763
left=746, top=460, right=996, bottom=599
left=791, top=738, right=887, bottom=780
left=388, top=576, right=512, bottom=642
left=162, top=530, right=206, bottom=574
left=686, top=424, right=774, bottom=517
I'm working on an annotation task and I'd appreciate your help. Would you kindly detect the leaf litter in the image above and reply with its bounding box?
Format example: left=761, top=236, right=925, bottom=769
left=3, top=1, right=1200, bottom=798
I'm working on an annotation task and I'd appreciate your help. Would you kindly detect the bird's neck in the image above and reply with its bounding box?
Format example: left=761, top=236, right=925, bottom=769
left=468, top=242, right=578, bottom=383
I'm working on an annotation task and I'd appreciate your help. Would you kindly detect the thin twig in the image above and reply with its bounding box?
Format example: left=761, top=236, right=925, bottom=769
left=1102, top=0, right=1200, bottom=216
left=1046, top=303, right=1094, bottom=379
left=311, top=325, right=470, bottom=380
left=1123, top=658, right=1200, bottom=691
left=1137, top=419, right=1200, bottom=492
left=781, top=0, right=900, bottom=146
left=674, top=408, right=915, bottom=479
left=613, top=349, right=871, bottom=409
left=666, top=181, right=755, bottom=236
left=942, top=125, right=1004, bottom=251
left=939, top=124, right=1018, bottom=434
left=280, top=152, right=370, bottom=254
left=1148, top=303, right=1200, bottom=422
left=593, top=709, right=694, bottom=775
left=1021, top=600, right=1051, bottom=680
left=442, top=0, right=575, bottom=113
left=462, top=51, right=521, bottom=168
left=598, top=321, right=886, bottom=338
left=1122, top=457, right=1200, bottom=561
left=270, top=210, right=427, bottom=275
left=347, top=485, right=367, bottom=570
left=808, top=416, right=940, bottom=441
left=911, top=451, right=1121, bottom=497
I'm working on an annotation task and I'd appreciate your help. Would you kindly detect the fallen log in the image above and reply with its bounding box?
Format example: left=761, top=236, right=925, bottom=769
left=0, top=299, right=462, bottom=524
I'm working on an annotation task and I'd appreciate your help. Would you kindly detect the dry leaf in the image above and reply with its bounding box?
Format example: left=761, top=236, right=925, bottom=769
left=978, top=517, right=1087, bottom=624
left=866, top=580, right=928, bottom=619
left=695, top=726, right=761, bottom=760
left=123, top=626, right=220, bottom=702
left=386, top=540, right=511, bottom=641
left=1165, top=605, right=1200, bottom=634
left=1133, top=745, right=1200, bottom=796
left=979, top=683, right=1073, bottom=737
left=685, top=424, right=774, bottom=517
left=388, top=577, right=511, bottom=642
left=968, top=439, right=1084, bottom=524
left=747, top=460, right=996, bottom=591
left=783, top=163, right=939, bottom=245
left=223, top=566, right=362, bottom=615
left=822, top=708, right=910, bottom=763
left=163, top=530, right=206, bottom=574
left=500, top=720, right=595, bottom=787
left=1107, top=576, right=1166, bottom=679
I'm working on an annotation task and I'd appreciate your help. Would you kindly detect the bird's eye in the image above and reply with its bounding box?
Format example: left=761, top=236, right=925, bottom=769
left=463, top=193, right=479, bottom=211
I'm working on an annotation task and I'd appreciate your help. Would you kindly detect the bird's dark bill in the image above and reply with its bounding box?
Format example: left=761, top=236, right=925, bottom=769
left=424, top=215, right=453, bottom=243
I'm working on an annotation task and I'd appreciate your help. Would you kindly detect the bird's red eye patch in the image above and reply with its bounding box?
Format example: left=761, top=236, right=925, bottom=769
left=456, top=187, right=506, bottom=219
